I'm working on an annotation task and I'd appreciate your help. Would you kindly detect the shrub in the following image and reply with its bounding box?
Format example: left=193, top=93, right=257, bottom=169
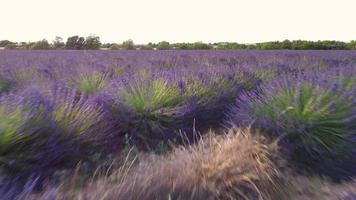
left=226, top=80, right=355, bottom=158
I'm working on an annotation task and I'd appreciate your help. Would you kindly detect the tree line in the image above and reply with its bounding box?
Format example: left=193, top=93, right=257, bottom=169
left=0, top=35, right=101, bottom=50
left=1, top=36, right=356, bottom=50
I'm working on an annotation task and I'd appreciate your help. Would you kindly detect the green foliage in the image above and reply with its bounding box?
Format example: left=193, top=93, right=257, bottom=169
left=347, top=40, right=356, bottom=49
left=4, top=43, right=17, bottom=49
left=101, top=43, right=113, bottom=48
left=11, top=70, right=37, bottom=88
left=76, top=72, right=108, bottom=94
left=109, top=43, right=121, bottom=50
left=51, top=99, right=103, bottom=137
left=216, top=42, right=247, bottom=49
left=251, top=84, right=353, bottom=155
left=157, top=41, right=171, bottom=50
left=0, top=79, right=11, bottom=93
left=1, top=37, right=356, bottom=50
left=65, top=36, right=85, bottom=49
left=0, top=107, right=27, bottom=147
left=115, top=79, right=185, bottom=148
left=122, top=79, right=183, bottom=113
left=30, top=39, right=51, bottom=50
left=52, top=36, right=65, bottom=49
left=84, top=35, right=101, bottom=50
left=252, top=68, right=276, bottom=81
left=121, top=39, right=135, bottom=50
left=0, top=40, right=15, bottom=47
left=0, top=103, right=53, bottom=174
left=183, top=79, right=214, bottom=102
left=138, top=44, right=154, bottom=50
left=174, top=42, right=212, bottom=49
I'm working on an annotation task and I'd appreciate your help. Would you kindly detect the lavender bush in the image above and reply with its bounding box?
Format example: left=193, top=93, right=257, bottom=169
left=0, top=93, right=67, bottom=182
left=226, top=74, right=355, bottom=158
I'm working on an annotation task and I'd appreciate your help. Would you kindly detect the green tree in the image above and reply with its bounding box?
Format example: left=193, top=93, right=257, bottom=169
left=4, top=43, right=17, bottom=49
left=347, top=40, right=356, bottom=49
left=122, top=39, right=135, bottom=50
left=109, top=43, right=121, bottom=50
left=157, top=41, right=171, bottom=50
left=139, top=44, right=154, bottom=50
left=17, top=42, right=28, bottom=49
left=101, top=43, right=113, bottom=48
left=65, top=36, right=85, bottom=49
left=281, top=40, right=292, bottom=49
left=84, top=35, right=101, bottom=49
left=0, top=40, right=15, bottom=47
left=192, top=42, right=212, bottom=49
left=53, top=36, right=65, bottom=49
left=30, top=39, right=51, bottom=49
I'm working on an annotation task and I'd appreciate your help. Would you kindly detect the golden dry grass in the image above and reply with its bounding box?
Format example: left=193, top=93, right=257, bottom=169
left=62, top=127, right=281, bottom=200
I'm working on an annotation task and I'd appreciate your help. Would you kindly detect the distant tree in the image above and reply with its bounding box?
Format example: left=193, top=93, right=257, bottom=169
left=84, top=35, right=101, bottom=49
left=259, top=41, right=281, bottom=49
left=174, top=43, right=190, bottom=49
left=30, top=39, right=51, bottom=49
left=121, top=39, right=135, bottom=50
left=53, top=36, right=65, bottom=49
left=3, top=37, right=356, bottom=50
left=157, top=41, right=171, bottom=50
left=26, top=42, right=36, bottom=49
left=138, top=44, right=154, bottom=50
left=347, top=40, right=356, bottom=49
left=65, top=36, right=85, bottom=49
left=216, top=42, right=247, bottom=49
left=246, top=44, right=257, bottom=49
left=101, top=43, right=113, bottom=48
left=109, top=43, right=121, bottom=50
left=280, top=40, right=292, bottom=49
left=192, top=42, right=212, bottom=49
left=291, top=40, right=312, bottom=50
left=321, top=40, right=347, bottom=50
left=4, top=43, right=17, bottom=49
left=0, top=40, right=15, bottom=47
left=16, top=42, right=27, bottom=49
left=147, top=42, right=158, bottom=48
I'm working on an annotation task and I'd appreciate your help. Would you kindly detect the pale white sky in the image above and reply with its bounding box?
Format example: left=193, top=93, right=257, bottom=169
left=1, top=0, right=356, bottom=44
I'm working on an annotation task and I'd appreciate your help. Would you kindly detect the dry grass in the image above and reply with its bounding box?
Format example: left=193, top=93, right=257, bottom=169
left=42, top=127, right=279, bottom=200
left=280, top=175, right=356, bottom=200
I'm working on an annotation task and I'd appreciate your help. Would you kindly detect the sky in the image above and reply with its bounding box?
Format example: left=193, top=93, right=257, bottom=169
left=1, top=0, right=356, bottom=44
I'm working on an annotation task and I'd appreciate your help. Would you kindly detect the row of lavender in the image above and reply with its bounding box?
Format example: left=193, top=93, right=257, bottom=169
left=0, top=50, right=355, bottom=186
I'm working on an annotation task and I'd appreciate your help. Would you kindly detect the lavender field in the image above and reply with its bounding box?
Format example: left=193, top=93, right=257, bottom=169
left=0, top=50, right=355, bottom=199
